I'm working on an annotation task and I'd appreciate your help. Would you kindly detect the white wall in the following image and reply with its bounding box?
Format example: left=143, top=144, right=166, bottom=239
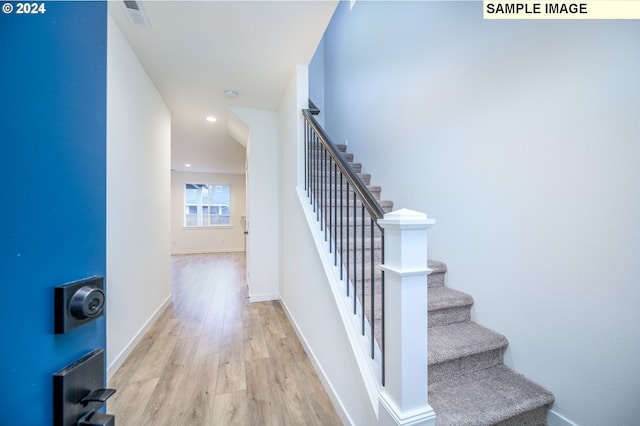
left=321, top=2, right=640, bottom=425
left=106, top=16, right=172, bottom=378
left=230, top=107, right=280, bottom=302
left=171, top=171, right=246, bottom=254
left=279, top=65, right=378, bottom=426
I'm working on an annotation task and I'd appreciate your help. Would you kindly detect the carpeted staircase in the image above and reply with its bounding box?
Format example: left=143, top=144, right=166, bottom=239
left=427, top=261, right=554, bottom=425
left=325, top=144, right=555, bottom=426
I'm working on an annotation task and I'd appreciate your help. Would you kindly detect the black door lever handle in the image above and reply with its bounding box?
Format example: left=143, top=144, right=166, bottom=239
left=80, top=388, right=116, bottom=406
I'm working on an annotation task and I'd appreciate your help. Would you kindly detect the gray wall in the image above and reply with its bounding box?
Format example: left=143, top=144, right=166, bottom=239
left=316, top=2, right=640, bottom=425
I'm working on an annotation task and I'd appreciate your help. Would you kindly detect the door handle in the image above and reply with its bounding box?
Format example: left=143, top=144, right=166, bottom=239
left=78, top=411, right=114, bottom=426
left=80, top=389, right=116, bottom=405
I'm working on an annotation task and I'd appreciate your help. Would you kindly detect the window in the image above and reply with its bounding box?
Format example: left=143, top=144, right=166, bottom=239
left=184, top=183, right=231, bottom=227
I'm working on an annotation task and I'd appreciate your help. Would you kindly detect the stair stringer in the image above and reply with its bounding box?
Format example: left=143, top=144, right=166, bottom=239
left=295, top=186, right=381, bottom=418
left=291, top=186, right=434, bottom=426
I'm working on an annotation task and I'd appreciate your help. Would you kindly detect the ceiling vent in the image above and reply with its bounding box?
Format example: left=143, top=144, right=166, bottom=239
left=121, top=0, right=151, bottom=29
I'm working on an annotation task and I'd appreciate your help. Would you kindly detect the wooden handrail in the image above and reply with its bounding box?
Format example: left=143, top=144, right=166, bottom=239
left=302, top=109, right=386, bottom=224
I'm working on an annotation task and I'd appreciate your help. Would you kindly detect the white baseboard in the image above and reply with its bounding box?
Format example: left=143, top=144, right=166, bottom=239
left=249, top=292, right=279, bottom=302
left=171, top=248, right=245, bottom=255
left=106, top=295, right=172, bottom=382
left=276, top=188, right=388, bottom=425
left=548, top=409, right=579, bottom=426
left=280, top=297, right=354, bottom=426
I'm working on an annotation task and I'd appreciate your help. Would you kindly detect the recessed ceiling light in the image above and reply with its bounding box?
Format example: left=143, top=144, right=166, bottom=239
left=225, top=89, right=238, bottom=98
left=206, top=116, right=217, bottom=122
left=184, top=163, right=192, bottom=168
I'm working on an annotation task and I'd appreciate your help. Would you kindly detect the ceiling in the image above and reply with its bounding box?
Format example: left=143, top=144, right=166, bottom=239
left=109, top=0, right=337, bottom=174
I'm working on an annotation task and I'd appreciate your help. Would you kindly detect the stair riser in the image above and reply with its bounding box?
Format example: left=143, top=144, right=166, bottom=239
left=428, top=306, right=471, bottom=328
left=494, top=405, right=549, bottom=426
left=428, top=271, right=445, bottom=288
left=429, top=347, right=505, bottom=385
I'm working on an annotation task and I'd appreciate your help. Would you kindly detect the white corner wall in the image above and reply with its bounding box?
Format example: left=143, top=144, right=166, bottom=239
left=230, top=107, right=280, bottom=302
left=321, top=2, right=640, bottom=425
left=171, top=171, right=246, bottom=254
left=278, top=65, right=378, bottom=426
left=106, top=16, right=171, bottom=378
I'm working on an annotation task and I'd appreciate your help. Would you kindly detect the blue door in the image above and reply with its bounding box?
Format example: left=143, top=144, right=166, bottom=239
left=0, top=2, right=108, bottom=424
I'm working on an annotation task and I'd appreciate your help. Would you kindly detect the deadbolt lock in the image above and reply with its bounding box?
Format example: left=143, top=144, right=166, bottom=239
left=70, top=286, right=105, bottom=320
left=55, top=277, right=105, bottom=334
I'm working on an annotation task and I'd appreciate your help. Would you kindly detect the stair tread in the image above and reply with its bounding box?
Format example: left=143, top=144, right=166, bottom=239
left=429, top=364, right=554, bottom=426
left=429, top=322, right=508, bottom=365
left=428, top=259, right=448, bottom=273
left=428, top=287, right=473, bottom=312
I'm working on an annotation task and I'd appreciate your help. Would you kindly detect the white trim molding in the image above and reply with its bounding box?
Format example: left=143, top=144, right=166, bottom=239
left=106, top=295, right=171, bottom=381
left=249, top=293, right=280, bottom=303
left=548, top=409, right=579, bottom=426
left=379, top=393, right=436, bottom=426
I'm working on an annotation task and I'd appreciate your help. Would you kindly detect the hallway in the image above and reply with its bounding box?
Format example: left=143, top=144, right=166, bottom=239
left=108, top=252, right=342, bottom=425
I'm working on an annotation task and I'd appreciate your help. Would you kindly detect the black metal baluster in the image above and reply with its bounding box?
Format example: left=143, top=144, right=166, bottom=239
left=316, top=136, right=320, bottom=212
left=320, top=147, right=325, bottom=230
left=303, top=110, right=389, bottom=387
left=346, top=181, right=350, bottom=297
left=381, top=231, right=385, bottom=386
left=324, top=148, right=328, bottom=238
left=371, top=216, right=375, bottom=359
left=353, top=191, right=357, bottom=316
left=312, top=131, right=316, bottom=204
left=334, top=163, right=338, bottom=265
left=312, top=134, right=317, bottom=213
left=314, top=137, right=318, bottom=214
left=340, top=173, right=343, bottom=278
left=304, top=122, right=308, bottom=193
left=329, top=157, right=333, bottom=250
left=361, top=203, right=365, bottom=335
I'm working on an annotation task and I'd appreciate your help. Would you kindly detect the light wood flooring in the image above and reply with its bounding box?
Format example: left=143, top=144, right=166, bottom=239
left=108, top=252, right=342, bottom=425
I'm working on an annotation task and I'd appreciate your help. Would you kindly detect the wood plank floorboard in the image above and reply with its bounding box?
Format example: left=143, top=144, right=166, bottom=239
left=108, top=252, right=342, bottom=425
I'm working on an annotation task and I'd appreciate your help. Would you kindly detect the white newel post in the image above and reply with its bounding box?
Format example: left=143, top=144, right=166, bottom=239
left=378, top=209, right=436, bottom=426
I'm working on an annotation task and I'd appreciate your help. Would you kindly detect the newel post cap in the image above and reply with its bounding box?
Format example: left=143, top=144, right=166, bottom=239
left=378, top=208, right=435, bottom=228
